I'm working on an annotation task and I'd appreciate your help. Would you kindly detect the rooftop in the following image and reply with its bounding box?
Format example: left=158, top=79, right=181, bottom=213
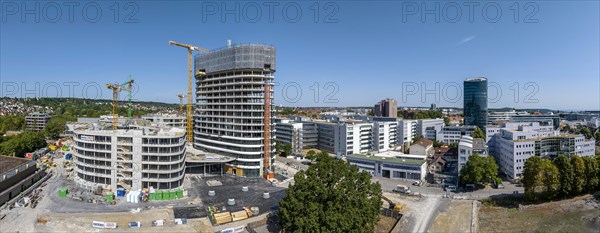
left=465, top=77, right=487, bottom=82
left=411, top=138, right=433, bottom=148
left=512, top=133, right=589, bottom=142
left=71, top=121, right=185, bottom=137
left=347, top=154, right=426, bottom=166
left=0, top=156, right=31, bottom=174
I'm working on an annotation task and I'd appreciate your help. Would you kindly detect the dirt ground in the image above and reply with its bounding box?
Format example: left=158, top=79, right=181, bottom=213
left=429, top=200, right=474, bottom=233
left=33, top=208, right=213, bottom=233
left=375, top=215, right=399, bottom=233
left=479, top=194, right=600, bottom=233
left=383, top=192, right=446, bottom=233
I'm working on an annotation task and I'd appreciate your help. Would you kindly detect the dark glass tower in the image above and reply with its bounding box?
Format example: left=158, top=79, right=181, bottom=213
left=464, top=77, right=488, bottom=130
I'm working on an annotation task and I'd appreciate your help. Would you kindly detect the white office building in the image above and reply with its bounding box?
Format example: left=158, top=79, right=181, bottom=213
left=487, top=110, right=529, bottom=124
left=417, top=119, right=444, bottom=141
left=488, top=122, right=595, bottom=179
left=436, top=125, right=477, bottom=144
left=398, top=120, right=417, bottom=148
left=274, top=118, right=304, bottom=154
left=457, top=136, right=488, bottom=173
left=373, top=121, right=399, bottom=152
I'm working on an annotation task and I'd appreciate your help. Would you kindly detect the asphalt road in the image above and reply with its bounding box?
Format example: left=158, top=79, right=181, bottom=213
left=373, top=177, right=524, bottom=200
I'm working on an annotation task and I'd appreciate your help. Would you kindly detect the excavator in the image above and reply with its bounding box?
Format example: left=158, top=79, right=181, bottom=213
left=382, top=195, right=404, bottom=212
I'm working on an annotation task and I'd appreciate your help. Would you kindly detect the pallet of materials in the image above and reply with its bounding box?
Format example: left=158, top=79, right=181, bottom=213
left=214, top=212, right=233, bottom=225
left=231, top=210, right=249, bottom=221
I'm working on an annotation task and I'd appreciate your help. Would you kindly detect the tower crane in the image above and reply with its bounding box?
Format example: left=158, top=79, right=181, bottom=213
left=168, top=41, right=208, bottom=143
left=176, top=94, right=185, bottom=115
left=105, top=78, right=135, bottom=130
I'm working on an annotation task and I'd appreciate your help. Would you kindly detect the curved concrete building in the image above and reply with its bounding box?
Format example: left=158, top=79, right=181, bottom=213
left=194, top=43, right=276, bottom=177
left=73, top=126, right=186, bottom=191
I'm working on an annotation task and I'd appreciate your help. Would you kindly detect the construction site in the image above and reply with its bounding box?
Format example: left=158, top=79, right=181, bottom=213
left=0, top=41, right=283, bottom=232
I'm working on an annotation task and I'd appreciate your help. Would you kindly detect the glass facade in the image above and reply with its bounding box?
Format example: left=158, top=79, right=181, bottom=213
left=464, top=78, right=488, bottom=130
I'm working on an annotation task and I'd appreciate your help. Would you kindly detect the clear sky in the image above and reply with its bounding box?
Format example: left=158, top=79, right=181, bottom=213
left=1, top=1, right=598, bottom=110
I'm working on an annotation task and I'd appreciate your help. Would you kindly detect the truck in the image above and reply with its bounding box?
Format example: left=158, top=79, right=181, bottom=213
left=393, top=185, right=411, bottom=194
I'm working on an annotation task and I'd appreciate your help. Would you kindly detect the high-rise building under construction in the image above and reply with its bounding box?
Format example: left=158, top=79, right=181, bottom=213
left=193, top=43, right=276, bottom=177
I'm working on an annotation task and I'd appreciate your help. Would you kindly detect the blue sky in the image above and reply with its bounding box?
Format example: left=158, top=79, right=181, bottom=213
left=1, top=1, right=598, bottom=110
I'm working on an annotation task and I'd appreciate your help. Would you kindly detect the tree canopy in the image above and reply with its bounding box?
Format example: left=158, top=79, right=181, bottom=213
left=44, top=115, right=76, bottom=139
left=279, top=153, right=382, bottom=232
left=523, top=155, right=600, bottom=201
left=459, top=152, right=499, bottom=186
left=397, top=110, right=443, bottom=119
left=571, top=155, right=586, bottom=194
left=0, top=131, right=46, bottom=157
left=471, top=127, right=485, bottom=139
left=0, top=115, right=25, bottom=135
left=553, top=155, right=574, bottom=198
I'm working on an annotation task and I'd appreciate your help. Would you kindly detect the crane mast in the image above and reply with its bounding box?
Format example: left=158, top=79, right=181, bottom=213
left=176, top=94, right=185, bottom=115
left=168, top=41, right=209, bottom=143
left=105, top=78, right=134, bottom=130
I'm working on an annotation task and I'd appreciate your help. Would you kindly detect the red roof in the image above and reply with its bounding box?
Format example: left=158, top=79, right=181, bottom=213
left=412, top=138, right=433, bottom=148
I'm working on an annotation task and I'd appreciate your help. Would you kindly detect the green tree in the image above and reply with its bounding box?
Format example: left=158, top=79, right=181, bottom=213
left=594, top=132, right=600, bottom=140
left=523, top=156, right=543, bottom=200
left=306, top=150, right=316, bottom=160
left=282, top=143, right=292, bottom=157
left=582, top=156, right=599, bottom=191
left=0, top=131, right=46, bottom=157
left=540, top=159, right=560, bottom=199
left=412, top=135, right=423, bottom=143
left=471, top=127, right=485, bottom=139
left=483, top=156, right=499, bottom=184
left=459, top=152, right=499, bottom=185
left=596, top=155, right=600, bottom=190
left=570, top=155, right=586, bottom=194
left=275, top=141, right=283, bottom=155
left=443, top=117, right=450, bottom=126
left=459, top=153, right=485, bottom=185
left=44, top=115, right=75, bottom=139
left=553, top=155, right=574, bottom=197
left=279, top=153, right=382, bottom=233
left=0, top=115, right=25, bottom=134
left=580, top=128, right=592, bottom=138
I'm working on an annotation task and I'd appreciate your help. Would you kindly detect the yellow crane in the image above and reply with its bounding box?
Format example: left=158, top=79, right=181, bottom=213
left=176, top=94, right=185, bottom=115
left=168, top=41, right=208, bottom=143
left=106, top=79, right=134, bottom=130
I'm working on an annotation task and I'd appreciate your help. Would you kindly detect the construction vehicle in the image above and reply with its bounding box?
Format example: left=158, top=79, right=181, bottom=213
left=168, top=41, right=208, bottom=143
left=382, top=195, right=404, bottom=212
left=105, top=77, right=135, bottom=130
left=393, top=185, right=412, bottom=194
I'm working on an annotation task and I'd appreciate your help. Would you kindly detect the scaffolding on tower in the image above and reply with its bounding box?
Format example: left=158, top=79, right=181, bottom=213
left=263, top=84, right=272, bottom=177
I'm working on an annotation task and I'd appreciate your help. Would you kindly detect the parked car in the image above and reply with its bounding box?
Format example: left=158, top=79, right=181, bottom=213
left=465, top=184, right=475, bottom=192
left=128, top=222, right=141, bottom=228
left=412, top=181, right=421, bottom=186
left=444, top=185, right=457, bottom=192
left=152, top=219, right=164, bottom=227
